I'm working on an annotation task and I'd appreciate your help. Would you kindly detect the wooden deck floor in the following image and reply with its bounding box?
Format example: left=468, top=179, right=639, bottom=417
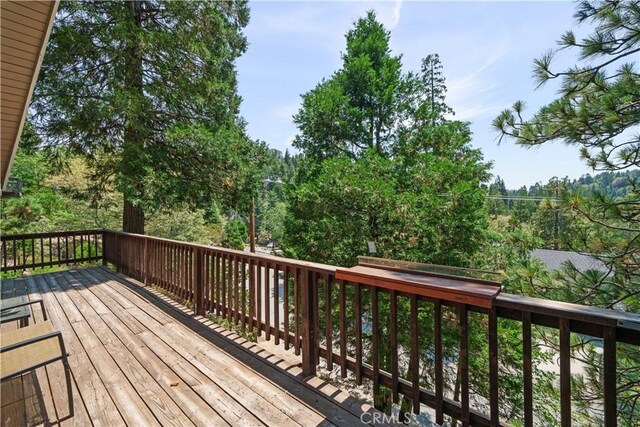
left=1, top=266, right=379, bottom=427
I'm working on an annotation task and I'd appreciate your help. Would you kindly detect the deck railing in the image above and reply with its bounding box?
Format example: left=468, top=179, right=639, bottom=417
left=2, top=229, right=639, bottom=427
left=0, top=230, right=102, bottom=271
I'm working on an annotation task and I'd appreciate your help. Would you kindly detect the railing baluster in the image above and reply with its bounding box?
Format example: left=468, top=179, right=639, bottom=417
left=390, top=289, right=399, bottom=403
left=248, top=258, right=255, bottom=333
left=301, top=268, right=316, bottom=376
left=460, top=304, right=469, bottom=426
left=603, top=326, right=617, bottom=427
left=256, top=259, right=262, bottom=336
left=560, top=318, right=571, bottom=427
left=40, top=237, right=44, bottom=268
left=434, top=300, right=443, bottom=424
left=234, top=255, right=240, bottom=325
left=31, top=237, right=35, bottom=269
left=183, top=246, right=188, bottom=300
left=489, top=308, right=499, bottom=426
left=222, top=253, right=228, bottom=318
left=274, top=264, right=280, bottom=345
left=372, top=286, right=380, bottom=403
left=339, top=279, right=347, bottom=378
left=283, top=265, right=290, bottom=349
left=227, top=254, right=233, bottom=322
left=195, top=248, right=204, bottom=315
left=2, top=239, right=6, bottom=270
left=215, top=252, right=221, bottom=316
left=411, top=294, right=420, bottom=414
left=355, top=282, right=362, bottom=385
left=523, top=311, right=533, bottom=427
left=241, top=258, right=247, bottom=330
left=206, top=252, right=212, bottom=311
left=324, top=272, right=332, bottom=370
left=265, top=262, right=271, bottom=339
left=294, top=267, right=300, bottom=356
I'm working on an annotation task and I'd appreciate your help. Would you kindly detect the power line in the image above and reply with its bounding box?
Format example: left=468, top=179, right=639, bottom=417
left=485, top=195, right=560, bottom=202
left=439, top=193, right=560, bottom=202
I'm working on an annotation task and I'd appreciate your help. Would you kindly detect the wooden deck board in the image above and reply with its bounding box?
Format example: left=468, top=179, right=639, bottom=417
left=1, top=267, right=382, bottom=427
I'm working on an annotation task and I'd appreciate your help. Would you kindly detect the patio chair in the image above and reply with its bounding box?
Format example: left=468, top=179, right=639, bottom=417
left=1, top=320, right=73, bottom=418
left=1, top=280, right=47, bottom=327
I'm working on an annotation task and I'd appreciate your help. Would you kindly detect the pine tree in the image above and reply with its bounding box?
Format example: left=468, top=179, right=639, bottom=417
left=494, top=2, right=640, bottom=422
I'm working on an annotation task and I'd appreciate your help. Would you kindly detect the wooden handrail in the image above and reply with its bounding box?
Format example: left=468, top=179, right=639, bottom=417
left=4, top=229, right=638, bottom=426
left=0, top=230, right=102, bottom=272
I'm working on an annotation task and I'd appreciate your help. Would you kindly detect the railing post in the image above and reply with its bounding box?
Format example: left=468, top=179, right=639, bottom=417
left=100, top=230, right=107, bottom=266
left=115, top=233, right=120, bottom=272
left=301, top=268, right=316, bottom=377
left=143, top=237, right=149, bottom=284
left=194, top=248, right=205, bottom=316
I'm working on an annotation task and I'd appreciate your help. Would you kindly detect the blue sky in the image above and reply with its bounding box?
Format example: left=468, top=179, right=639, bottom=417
left=236, top=1, right=593, bottom=189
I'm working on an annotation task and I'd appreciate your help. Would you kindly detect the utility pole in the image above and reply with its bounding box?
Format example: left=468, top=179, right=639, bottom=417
left=250, top=196, right=256, bottom=253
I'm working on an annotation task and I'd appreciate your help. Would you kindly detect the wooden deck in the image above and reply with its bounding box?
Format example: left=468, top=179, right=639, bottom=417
left=1, top=266, right=379, bottom=427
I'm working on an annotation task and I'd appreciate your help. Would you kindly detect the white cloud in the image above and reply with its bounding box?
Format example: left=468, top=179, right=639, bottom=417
left=446, top=43, right=510, bottom=121
left=377, top=0, right=404, bottom=31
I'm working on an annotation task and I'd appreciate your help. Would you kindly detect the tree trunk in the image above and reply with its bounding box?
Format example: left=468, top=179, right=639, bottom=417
left=123, top=199, right=145, bottom=234
left=121, top=0, right=146, bottom=234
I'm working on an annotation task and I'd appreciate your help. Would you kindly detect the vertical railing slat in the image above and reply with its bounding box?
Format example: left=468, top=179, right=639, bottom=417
left=411, top=294, right=420, bottom=413
left=354, top=282, right=362, bottom=385
left=434, top=300, right=444, bottom=424
left=489, top=308, right=499, bottom=426
left=274, top=263, right=280, bottom=344
left=324, top=272, right=332, bottom=370
left=339, top=279, right=347, bottom=378
left=603, top=326, right=617, bottom=427
left=390, top=289, right=399, bottom=403
left=371, top=286, right=380, bottom=403
left=460, top=304, right=469, bottom=426
left=283, top=265, right=290, bottom=349
left=560, top=318, right=571, bottom=427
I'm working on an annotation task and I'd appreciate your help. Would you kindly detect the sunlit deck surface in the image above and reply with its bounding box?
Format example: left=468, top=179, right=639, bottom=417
left=1, top=266, right=376, bottom=427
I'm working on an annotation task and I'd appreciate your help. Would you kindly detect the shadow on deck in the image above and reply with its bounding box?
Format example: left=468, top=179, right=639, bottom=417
left=1, top=266, right=382, bottom=427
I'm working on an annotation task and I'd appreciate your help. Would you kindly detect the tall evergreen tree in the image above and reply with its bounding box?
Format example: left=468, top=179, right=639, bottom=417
left=292, top=11, right=404, bottom=161
left=419, top=53, right=453, bottom=124
left=287, top=11, right=490, bottom=268
left=32, top=1, right=251, bottom=233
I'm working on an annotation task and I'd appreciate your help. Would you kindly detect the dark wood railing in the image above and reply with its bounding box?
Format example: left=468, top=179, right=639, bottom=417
left=4, top=229, right=640, bottom=426
left=0, top=230, right=102, bottom=271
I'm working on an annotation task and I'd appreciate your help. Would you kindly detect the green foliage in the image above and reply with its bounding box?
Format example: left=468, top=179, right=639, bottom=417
left=259, top=202, right=287, bottom=246
left=146, top=208, right=213, bottom=245
left=1, top=136, right=122, bottom=234
left=286, top=11, right=490, bottom=268
left=494, top=2, right=640, bottom=423
left=286, top=150, right=489, bottom=267
left=222, top=219, right=247, bottom=251
left=33, top=0, right=252, bottom=231
left=494, top=0, right=639, bottom=310
left=292, top=11, right=404, bottom=160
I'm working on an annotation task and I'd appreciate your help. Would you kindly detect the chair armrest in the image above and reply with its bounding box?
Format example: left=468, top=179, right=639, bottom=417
left=0, top=331, right=62, bottom=353
left=0, top=299, right=47, bottom=321
left=1, top=298, right=42, bottom=310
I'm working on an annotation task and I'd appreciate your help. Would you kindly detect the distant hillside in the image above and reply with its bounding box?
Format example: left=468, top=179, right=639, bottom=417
left=564, top=169, right=639, bottom=197
left=501, top=169, right=640, bottom=198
